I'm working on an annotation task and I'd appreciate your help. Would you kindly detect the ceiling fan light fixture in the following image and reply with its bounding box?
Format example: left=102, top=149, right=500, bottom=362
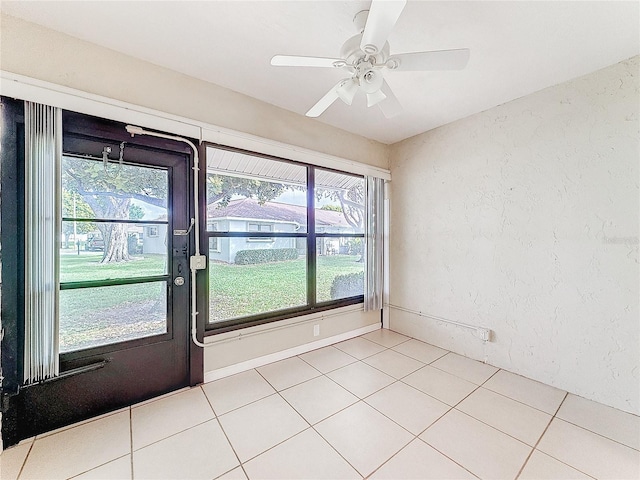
left=360, top=69, right=384, bottom=94
left=367, top=89, right=387, bottom=107
left=336, top=79, right=359, bottom=105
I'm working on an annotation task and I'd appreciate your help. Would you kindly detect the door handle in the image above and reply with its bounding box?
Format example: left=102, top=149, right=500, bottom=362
left=174, top=276, right=185, bottom=286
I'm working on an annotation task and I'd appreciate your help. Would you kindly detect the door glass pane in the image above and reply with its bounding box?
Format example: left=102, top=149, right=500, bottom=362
left=60, top=221, right=168, bottom=282
left=62, top=156, right=168, bottom=221
left=209, top=238, right=307, bottom=323
left=315, top=170, right=364, bottom=234
left=60, top=155, right=171, bottom=352
left=316, top=238, right=364, bottom=302
left=59, top=282, right=167, bottom=353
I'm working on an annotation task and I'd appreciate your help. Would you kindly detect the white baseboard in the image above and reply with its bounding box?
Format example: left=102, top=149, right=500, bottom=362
left=203, top=323, right=380, bottom=383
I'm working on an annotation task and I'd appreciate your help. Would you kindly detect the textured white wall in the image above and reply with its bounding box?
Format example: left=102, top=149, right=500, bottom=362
left=389, top=57, right=639, bottom=414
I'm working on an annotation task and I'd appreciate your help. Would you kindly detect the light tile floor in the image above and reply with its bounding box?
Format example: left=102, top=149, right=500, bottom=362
left=2, top=329, right=640, bottom=479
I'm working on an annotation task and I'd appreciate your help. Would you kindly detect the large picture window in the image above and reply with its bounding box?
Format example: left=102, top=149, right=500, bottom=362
left=205, top=145, right=365, bottom=330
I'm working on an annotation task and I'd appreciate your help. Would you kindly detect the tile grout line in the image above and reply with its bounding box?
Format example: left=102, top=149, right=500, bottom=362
left=200, top=384, right=251, bottom=480
left=481, top=383, right=566, bottom=417
left=256, top=357, right=324, bottom=392
left=513, top=391, right=597, bottom=480
left=65, top=454, right=131, bottom=480
left=131, top=417, right=216, bottom=453
left=416, top=440, right=483, bottom=480
left=256, top=363, right=372, bottom=478
left=295, top=348, right=359, bottom=374
left=513, top=392, right=567, bottom=480
left=552, top=416, right=640, bottom=452
left=405, top=368, right=504, bottom=479
left=14, top=439, right=35, bottom=480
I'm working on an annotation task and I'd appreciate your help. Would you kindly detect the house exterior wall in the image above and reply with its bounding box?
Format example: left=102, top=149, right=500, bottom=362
left=142, top=225, right=167, bottom=255
left=389, top=57, right=639, bottom=415
left=210, top=219, right=297, bottom=264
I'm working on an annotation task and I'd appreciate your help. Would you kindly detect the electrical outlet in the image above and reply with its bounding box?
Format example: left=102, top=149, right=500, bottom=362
left=190, top=255, right=207, bottom=270
left=477, top=328, right=491, bottom=342
left=313, top=324, right=320, bottom=337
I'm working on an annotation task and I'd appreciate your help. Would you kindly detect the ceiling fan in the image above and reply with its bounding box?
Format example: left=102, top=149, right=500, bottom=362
left=270, top=0, right=470, bottom=118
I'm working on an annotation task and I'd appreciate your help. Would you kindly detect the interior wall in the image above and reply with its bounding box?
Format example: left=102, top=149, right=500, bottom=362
left=0, top=14, right=388, bottom=169
left=204, top=307, right=380, bottom=375
left=388, top=56, right=639, bottom=415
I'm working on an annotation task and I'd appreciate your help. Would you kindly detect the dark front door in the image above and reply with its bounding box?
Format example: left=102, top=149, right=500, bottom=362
left=5, top=114, right=193, bottom=442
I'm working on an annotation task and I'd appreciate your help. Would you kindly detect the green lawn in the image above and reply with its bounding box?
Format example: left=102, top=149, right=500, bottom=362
left=58, top=251, right=363, bottom=350
left=209, top=255, right=363, bottom=322
left=60, top=251, right=167, bottom=283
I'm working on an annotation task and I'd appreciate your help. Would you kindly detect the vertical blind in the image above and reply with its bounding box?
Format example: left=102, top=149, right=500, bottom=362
left=365, top=176, right=385, bottom=311
left=23, top=101, right=61, bottom=384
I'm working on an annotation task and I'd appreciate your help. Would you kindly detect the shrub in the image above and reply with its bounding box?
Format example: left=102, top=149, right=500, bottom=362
left=330, top=271, right=364, bottom=299
left=234, top=248, right=298, bottom=265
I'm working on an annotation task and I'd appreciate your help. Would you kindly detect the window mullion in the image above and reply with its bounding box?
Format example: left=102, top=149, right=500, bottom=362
left=307, top=167, right=316, bottom=307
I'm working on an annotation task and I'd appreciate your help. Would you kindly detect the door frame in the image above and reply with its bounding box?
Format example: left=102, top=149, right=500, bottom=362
left=0, top=107, right=204, bottom=447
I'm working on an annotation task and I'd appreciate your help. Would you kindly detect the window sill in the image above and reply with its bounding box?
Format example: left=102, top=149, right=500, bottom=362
left=205, top=297, right=364, bottom=336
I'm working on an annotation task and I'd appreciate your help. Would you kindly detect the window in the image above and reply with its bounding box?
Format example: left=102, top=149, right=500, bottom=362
left=248, top=223, right=273, bottom=242
left=209, top=222, right=220, bottom=252
left=205, top=145, right=364, bottom=330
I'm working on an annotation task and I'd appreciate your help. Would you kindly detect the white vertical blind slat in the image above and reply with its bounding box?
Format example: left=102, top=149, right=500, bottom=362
left=364, top=176, right=385, bottom=311
left=24, top=101, right=61, bottom=384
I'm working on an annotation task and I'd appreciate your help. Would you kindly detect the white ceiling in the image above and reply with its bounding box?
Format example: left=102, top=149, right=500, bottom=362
left=2, top=1, right=639, bottom=144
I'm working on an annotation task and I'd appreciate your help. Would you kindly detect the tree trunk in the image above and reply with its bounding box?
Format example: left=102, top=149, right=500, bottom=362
left=101, top=222, right=130, bottom=263
left=98, top=198, right=131, bottom=264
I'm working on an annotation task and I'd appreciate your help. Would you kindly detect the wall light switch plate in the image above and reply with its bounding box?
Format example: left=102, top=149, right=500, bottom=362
left=313, top=324, right=320, bottom=337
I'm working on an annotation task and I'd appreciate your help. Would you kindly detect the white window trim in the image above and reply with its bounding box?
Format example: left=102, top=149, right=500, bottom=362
left=209, top=222, right=221, bottom=252
left=247, top=222, right=274, bottom=243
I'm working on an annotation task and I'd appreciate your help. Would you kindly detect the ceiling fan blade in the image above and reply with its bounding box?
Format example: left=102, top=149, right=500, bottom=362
left=306, top=81, right=343, bottom=117
left=386, top=48, right=470, bottom=71
left=360, top=0, right=407, bottom=55
left=271, top=55, right=345, bottom=68
left=378, top=80, right=402, bottom=118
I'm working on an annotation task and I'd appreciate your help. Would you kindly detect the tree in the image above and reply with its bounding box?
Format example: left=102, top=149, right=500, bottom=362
left=320, top=204, right=342, bottom=212
left=317, top=182, right=365, bottom=261
left=317, top=182, right=365, bottom=231
left=207, top=174, right=288, bottom=206
left=129, top=204, right=145, bottom=220
left=62, top=158, right=167, bottom=263
left=61, top=190, right=95, bottom=248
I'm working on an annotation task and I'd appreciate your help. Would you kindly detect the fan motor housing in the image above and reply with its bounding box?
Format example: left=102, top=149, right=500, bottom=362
left=340, top=34, right=390, bottom=69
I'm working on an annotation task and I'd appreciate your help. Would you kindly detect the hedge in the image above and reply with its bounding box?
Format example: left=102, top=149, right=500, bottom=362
left=234, top=248, right=298, bottom=265
left=330, top=271, right=364, bottom=299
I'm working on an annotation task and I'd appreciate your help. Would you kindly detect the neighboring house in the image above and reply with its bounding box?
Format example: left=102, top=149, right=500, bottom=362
left=142, top=215, right=168, bottom=254
left=207, top=198, right=356, bottom=263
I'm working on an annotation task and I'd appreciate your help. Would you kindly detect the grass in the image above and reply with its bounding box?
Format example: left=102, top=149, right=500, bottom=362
left=60, top=251, right=167, bottom=283
left=209, top=255, right=363, bottom=321
left=58, top=251, right=363, bottom=350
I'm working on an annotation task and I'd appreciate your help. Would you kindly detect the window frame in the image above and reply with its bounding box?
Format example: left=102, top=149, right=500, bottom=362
left=208, top=222, right=220, bottom=252
left=203, top=144, right=365, bottom=334
left=247, top=222, right=274, bottom=242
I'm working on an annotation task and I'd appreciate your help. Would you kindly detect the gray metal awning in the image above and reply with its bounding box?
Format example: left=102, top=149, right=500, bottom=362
left=207, top=146, right=362, bottom=191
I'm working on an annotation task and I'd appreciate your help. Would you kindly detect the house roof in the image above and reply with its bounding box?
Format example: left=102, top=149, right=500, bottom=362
left=208, top=198, right=351, bottom=228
